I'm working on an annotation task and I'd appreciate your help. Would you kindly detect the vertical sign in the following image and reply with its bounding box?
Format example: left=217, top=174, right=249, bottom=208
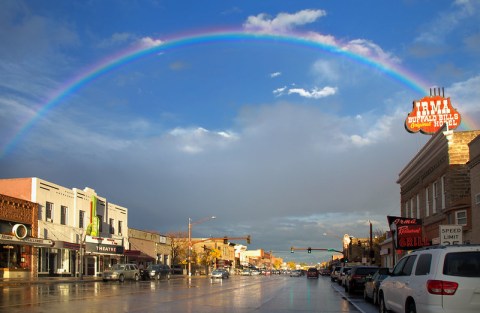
left=90, top=195, right=98, bottom=236
left=440, top=225, right=462, bottom=245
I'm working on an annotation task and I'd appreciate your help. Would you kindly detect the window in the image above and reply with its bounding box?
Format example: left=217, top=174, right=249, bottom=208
left=433, top=182, right=438, bottom=214
left=60, top=206, right=68, bottom=225
left=109, top=218, right=114, bottom=234
left=402, top=255, right=417, bottom=276
left=97, top=215, right=103, bottom=232
left=392, top=256, right=409, bottom=276
left=410, top=198, right=414, bottom=218
left=118, top=221, right=123, bottom=235
left=475, top=193, right=480, bottom=205
left=46, top=202, right=54, bottom=221
left=416, top=194, right=421, bottom=218
left=425, top=187, right=430, bottom=217
left=415, top=254, right=432, bottom=275
left=79, top=210, right=85, bottom=228
left=456, top=210, right=467, bottom=226
left=441, top=176, right=446, bottom=210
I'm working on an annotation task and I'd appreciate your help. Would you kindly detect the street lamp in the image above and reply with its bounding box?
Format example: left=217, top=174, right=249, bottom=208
left=188, top=216, right=216, bottom=277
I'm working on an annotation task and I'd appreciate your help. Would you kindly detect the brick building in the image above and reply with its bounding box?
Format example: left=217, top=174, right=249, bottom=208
left=397, top=126, right=480, bottom=248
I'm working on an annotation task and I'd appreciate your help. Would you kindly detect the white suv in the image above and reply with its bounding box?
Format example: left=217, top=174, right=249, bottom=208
left=378, top=244, right=480, bottom=313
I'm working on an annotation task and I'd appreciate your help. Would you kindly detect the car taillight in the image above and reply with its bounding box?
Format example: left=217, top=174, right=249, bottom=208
left=427, top=280, right=458, bottom=295
left=352, top=275, right=362, bottom=279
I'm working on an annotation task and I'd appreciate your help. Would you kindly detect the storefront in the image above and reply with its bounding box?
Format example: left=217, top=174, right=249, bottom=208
left=0, top=193, right=42, bottom=279
left=84, top=236, right=124, bottom=276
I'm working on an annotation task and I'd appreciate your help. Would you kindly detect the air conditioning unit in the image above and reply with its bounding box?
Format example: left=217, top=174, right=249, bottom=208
left=46, top=218, right=53, bottom=222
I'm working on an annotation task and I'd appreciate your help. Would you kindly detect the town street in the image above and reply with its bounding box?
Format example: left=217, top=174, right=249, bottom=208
left=0, top=275, right=378, bottom=313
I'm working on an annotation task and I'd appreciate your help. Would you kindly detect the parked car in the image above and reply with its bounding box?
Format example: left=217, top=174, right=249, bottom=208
left=102, top=263, right=140, bottom=282
left=320, top=268, right=331, bottom=276
left=363, top=267, right=389, bottom=305
left=306, top=267, right=319, bottom=279
left=171, top=264, right=184, bottom=275
left=210, top=268, right=229, bottom=279
left=344, top=265, right=379, bottom=294
left=290, top=270, right=302, bottom=277
left=379, top=244, right=480, bottom=313
left=240, top=268, right=252, bottom=276
left=140, top=264, right=171, bottom=280
left=331, top=266, right=342, bottom=282
left=337, top=266, right=351, bottom=286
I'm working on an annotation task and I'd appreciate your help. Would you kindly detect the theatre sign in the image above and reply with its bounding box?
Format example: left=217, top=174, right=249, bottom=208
left=405, top=90, right=461, bottom=135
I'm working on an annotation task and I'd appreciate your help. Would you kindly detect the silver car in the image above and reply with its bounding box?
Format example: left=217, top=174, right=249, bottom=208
left=103, top=263, right=140, bottom=282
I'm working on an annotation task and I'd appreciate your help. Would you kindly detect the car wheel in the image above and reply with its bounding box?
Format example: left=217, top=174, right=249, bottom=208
left=119, top=274, right=125, bottom=283
left=379, top=294, right=390, bottom=313
left=134, top=274, right=139, bottom=281
left=373, top=289, right=378, bottom=305
left=406, top=300, right=416, bottom=313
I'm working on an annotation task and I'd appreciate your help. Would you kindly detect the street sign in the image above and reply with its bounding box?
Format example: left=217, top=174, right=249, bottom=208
left=440, top=225, right=462, bottom=245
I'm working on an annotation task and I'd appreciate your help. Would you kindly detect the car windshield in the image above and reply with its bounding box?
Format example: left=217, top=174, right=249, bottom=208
left=444, top=251, right=480, bottom=277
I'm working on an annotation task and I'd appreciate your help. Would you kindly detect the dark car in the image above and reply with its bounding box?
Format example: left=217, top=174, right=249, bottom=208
left=344, top=266, right=379, bottom=294
left=140, top=264, right=171, bottom=280
left=306, top=267, right=319, bottom=279
left=363, top=267, right=389, bottom=305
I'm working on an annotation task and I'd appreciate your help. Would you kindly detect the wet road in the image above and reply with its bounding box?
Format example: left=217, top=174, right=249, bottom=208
left=0, top=275, right=375, bottom=313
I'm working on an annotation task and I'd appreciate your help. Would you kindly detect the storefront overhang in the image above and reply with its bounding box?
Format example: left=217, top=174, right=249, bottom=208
left=0, top=233, right=53, bottom=247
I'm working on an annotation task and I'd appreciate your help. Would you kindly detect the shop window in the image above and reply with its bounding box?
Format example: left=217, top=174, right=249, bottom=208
left=118, top=221, right=123, bottom=236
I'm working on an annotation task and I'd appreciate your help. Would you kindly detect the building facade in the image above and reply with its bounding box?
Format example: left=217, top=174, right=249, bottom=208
left=127, top=228, right=172, bottom=267
left=397, top=127, right=480, bottom=249
left=0, top=177, right=129, bottom=277
left=468, top=135, right=480, bottom=241
left=0, top=193, right=53, bottom=278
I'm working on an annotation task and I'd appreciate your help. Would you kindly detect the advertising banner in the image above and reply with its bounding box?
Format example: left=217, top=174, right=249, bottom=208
left=387, top=216, right=429, bottom=250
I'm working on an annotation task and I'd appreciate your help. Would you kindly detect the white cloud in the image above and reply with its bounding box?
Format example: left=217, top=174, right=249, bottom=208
left=167, top=127, right=239, bottom=154
left=273, top=86, right=287, bottom=96
left=287, top=86, right=337, bottom=99
left=448, top=75, right=480, bottom=112
left=243, top=9, right=326, bottom=33
left=139, top=36, right=164, bottom=48
left=343, top=39, right=401, bottom=64
left=270, top=72, right=282, bottom=78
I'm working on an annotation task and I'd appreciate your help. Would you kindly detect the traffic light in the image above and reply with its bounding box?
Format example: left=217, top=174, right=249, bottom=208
left=246, top=235, right=251, bottom=244
left=344, top=257, right=349, bottom=263
left=307, top=247, right=312, bottom=253
left=290, top=246, right=294, bottom=253
left=223, top=236, right=228, bottom=244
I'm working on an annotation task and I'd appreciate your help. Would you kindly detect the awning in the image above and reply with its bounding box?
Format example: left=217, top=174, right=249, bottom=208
left=0, top=233, right=53, bottom=247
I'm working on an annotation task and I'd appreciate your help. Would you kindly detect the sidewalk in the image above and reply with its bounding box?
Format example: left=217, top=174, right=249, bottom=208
left=0, top=276, right=103, bottom=287
left=0, top=274, right=191, bottom=287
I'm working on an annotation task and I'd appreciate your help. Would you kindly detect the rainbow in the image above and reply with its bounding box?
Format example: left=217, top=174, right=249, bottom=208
left=0, top=30, right=451, bottom=157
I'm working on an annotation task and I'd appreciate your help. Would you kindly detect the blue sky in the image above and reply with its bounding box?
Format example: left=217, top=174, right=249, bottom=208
left=1, top=0, right=479, bottom=263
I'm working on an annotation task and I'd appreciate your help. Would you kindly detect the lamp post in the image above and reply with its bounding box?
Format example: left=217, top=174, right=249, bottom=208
left=188, top=216, right=216, bottom=277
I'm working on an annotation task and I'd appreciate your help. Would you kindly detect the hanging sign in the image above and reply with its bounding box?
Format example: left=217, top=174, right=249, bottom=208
left=387, top=216, right=429, bottom=250
left=405, top=95, right=461, bottom=134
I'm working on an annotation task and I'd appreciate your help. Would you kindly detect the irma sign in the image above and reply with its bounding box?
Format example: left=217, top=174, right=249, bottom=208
left=405, top=95, right=461, bottom=134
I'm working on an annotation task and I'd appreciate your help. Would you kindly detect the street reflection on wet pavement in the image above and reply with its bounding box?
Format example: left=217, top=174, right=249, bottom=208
left=1, top=275, right=362, bottom=313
